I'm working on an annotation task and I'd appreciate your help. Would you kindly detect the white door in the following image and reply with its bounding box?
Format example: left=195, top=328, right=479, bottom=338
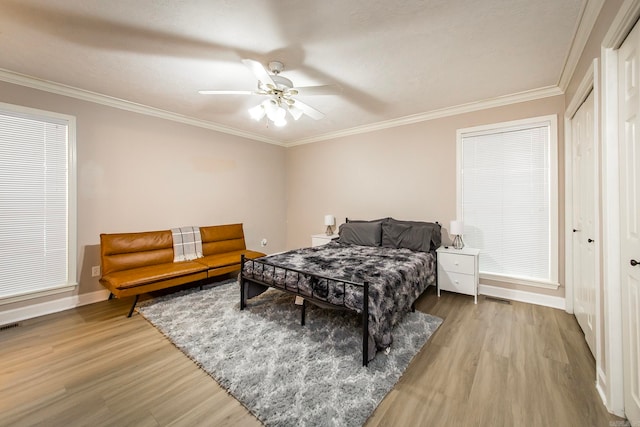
left=571, top=90, right=597, bottom=356
left=618, top=21, right=640, bottom=425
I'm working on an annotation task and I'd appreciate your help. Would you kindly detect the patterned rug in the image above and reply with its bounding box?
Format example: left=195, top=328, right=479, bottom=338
left=137, top=280, right=442, bottom=427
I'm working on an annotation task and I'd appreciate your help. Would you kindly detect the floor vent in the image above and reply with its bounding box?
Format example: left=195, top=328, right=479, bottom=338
left=485, top=296, right=511, bottom=305
left=0, top=322, right=21, bottom=331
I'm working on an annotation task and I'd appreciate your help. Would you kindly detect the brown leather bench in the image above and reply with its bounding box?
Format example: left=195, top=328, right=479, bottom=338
left=100, top=223, right=265, bottom=316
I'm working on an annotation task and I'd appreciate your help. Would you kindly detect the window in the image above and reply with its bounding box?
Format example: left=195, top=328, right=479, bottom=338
left=456, top=115, right=558, bottom=288
left=0, top=102, right=76, bottom=302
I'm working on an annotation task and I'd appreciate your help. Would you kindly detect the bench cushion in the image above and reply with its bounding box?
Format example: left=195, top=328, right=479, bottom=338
left=101, top=230, right=174, bottom=276
left=200, top=224, right=248, bottom=256
left=101, top=261, right=207, bottom=290
left=196, top=249, right=265, bottom=269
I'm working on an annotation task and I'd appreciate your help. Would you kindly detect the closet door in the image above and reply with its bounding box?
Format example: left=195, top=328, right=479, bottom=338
left=618, top=20, right=640, bottom=424
left=571, top=90, right=596, bottom=356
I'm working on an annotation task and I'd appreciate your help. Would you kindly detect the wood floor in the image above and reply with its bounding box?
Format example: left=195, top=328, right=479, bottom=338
left=0, top=285, right=625, bottom=427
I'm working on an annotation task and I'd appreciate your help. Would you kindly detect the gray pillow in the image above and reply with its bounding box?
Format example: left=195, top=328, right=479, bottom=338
left=338, top=222, right=382, bottom=246
left=382, top=222, right=433, bottom=252
left=388, top=218, right=442, bottom=250
left=381, top=222, right=412, bottom=248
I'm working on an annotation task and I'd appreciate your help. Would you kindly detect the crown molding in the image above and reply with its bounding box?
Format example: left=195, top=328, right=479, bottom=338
left=565, top=58, right=597, bottom=119
left=557, top=0, right=606, bottom=91
left=602, top=0, right=640, bottom=49
left=286, top=85, right=564, bottom=147
left=0, top=68, right=564, bottom=149
left=0, top=68, right=284, bottom=147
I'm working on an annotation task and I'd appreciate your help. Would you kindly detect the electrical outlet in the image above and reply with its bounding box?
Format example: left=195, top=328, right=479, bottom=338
left=261, top=238, right=268, bottom=247
left=91, top=266, right=100, bottom=277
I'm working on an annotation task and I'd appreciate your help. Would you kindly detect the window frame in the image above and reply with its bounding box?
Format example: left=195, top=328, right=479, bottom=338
left=456, top=115, right=559, bottom=289
left=0, top=101, right=77, bottom=304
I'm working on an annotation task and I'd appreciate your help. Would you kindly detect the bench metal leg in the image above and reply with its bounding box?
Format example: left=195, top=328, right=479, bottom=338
left=108, top=293, right=114, bottom=300
left=301, top=299, right=306, bottom=326
left=127, top=295, right=139, bottom=318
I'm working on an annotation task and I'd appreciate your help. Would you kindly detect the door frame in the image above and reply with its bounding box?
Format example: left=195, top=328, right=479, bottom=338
left=598, top=0, right=640, bottom=416
left=564, top=56, right=602, bottom=385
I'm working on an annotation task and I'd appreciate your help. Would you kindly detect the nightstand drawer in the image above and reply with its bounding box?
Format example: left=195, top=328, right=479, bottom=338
left=438, top=270, right=476, bottom=295
left=438, top=252, right=475, bottom=274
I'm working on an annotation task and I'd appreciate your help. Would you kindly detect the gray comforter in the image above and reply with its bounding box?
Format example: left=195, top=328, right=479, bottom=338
left=241, top=241, right=436, bottom=360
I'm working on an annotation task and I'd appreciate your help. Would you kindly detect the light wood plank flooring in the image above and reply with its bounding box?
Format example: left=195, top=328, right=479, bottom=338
left=0, top=285, right=625, bottom=426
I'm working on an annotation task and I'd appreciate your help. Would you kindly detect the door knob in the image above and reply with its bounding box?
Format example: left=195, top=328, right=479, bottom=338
left=573, top=229, right=580, bottom=232
left=632, top=259, right=639, bottom=267
left=588, top=238, right=594, bottom=243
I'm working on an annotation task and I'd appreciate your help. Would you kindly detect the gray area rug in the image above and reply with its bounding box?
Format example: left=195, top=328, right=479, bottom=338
left=137, top=280, right=442, bottom=427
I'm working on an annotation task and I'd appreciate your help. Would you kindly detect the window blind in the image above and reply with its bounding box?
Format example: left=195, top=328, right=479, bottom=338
left=460, top=120, right=555, bottom=284
left=0, top=108, right=74, bottom=300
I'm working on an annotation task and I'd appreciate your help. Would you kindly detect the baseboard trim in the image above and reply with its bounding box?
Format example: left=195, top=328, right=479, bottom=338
left=596, top=367, right=626, bottom=418
left=596, top=368, right=608, bottom=410
left=0, top=289, right=110, bottom=326
left=478, top=284, right=566, bottom=310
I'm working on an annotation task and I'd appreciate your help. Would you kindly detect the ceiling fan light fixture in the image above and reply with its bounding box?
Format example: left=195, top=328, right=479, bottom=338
left=201, top=58, right=336, bottom=127
left=263, top=99, right=277, bottom=115
left=248, top=104, right=265, bottom=121
left=249, top=99, right=288, bottom=126
left=265, top=103, right=286, bottom=122
left=271, top=75, right=294, bottom=90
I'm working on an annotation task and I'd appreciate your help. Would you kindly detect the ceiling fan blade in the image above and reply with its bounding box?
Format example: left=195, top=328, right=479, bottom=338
left=198, top=90, right=255, bottom=95
left=292, top=84, right=342, bottom=96
left=291, top=99, right=325, bottom=120
left=241, top=59, right=276, bottom=87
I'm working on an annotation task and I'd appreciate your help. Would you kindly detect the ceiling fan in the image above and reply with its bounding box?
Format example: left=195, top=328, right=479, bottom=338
left=199, top=59, right=341, bottom=127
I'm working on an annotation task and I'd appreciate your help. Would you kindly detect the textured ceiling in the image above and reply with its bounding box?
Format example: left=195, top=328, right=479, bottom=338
left=0, top=0, right=586, bottom=144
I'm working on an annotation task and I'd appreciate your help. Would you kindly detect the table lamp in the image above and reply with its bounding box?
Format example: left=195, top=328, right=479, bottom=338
left=324, top=214, right=335, bottom=236
left=450, top=220, right=465, bottom=250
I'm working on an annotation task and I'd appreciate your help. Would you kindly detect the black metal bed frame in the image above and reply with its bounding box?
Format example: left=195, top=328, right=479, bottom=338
left=240, top=254, right=371, bottom=366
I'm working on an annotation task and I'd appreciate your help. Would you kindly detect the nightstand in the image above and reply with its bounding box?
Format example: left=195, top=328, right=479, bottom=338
left=436, top=246, right=481, bottom=304
left=311, top=233, right=339, bottom=247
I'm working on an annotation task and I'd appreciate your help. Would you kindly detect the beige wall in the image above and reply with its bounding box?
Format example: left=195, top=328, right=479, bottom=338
left=286, top=95, right=566, bottom=297
left=0, top=86, right=568, bottom=310
left=0, top=81, right=287, bottom=311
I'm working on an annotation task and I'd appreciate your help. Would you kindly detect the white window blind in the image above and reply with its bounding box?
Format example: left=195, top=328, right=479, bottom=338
left=457, top=116, right=558, bottom=287
left=0, top=104, right=76, bottom=301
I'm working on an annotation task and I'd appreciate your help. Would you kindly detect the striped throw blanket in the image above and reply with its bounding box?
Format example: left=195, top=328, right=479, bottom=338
left=171, top=226, right=203, bottom=262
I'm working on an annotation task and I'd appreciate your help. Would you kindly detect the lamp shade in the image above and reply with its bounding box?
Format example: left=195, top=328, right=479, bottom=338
left=450, top=220, right=464, bottom=235
left=248, top=104, right=265, bottom=121
left=324, top=214, right=335, bottom=226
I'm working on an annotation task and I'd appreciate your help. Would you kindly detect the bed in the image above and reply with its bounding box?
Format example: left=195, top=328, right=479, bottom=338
left=240, top=217, right=440, bottom=366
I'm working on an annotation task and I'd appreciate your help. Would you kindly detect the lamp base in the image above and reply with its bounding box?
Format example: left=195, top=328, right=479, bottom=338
left=453, top=235, right=464, bottom=250
left=325, top=225, right=333, bottom=236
